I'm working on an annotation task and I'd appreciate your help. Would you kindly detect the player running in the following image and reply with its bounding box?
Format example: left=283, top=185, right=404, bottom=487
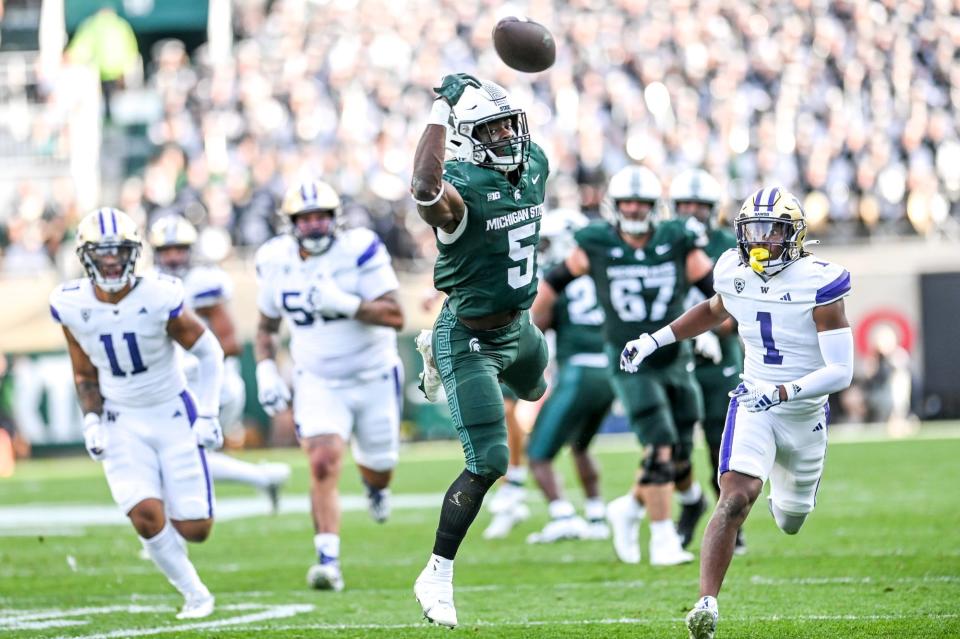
left=51, top=208, right=224, bottom=619
left=411, top=73, right=550, bottom=627
left=149, top=216, right=290, bottom=511
left=620, top=187, right=853, bottom=639
left=254, top=179, right=404, bottom=593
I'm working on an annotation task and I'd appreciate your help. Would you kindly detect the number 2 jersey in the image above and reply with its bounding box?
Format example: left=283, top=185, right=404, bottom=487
left=433, top=143, right=549, bottom=319
left=574, top=219, right=705, bottom=368
left=713, top=250, right=851, bottom=416
left=49, top=274, right=188, bottom=405
left=255, top=228, right=400, bottom=379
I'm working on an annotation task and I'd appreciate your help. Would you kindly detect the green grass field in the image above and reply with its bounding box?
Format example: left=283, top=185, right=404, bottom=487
left=2, top=430, right=959, bottom=638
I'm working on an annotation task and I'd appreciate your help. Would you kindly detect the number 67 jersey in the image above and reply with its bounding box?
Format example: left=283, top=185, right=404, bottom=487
left=713, top=249, right=852, bottom=416
left=49, top=274, right=188, bottom=405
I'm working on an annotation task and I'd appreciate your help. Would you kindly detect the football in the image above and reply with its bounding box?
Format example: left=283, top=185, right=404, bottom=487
left=492, top=17, right=556, bottom=73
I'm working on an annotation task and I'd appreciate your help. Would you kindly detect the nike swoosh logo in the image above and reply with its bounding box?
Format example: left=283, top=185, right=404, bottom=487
left=655, top=245, right=670, bottom=255
left=532, top=175, right=541, bottom=184
left=464, top=104, right=478, bottom=111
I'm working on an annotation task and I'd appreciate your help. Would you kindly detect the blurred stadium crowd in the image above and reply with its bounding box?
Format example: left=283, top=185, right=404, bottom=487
left=2, top=0, right=960, bottom=277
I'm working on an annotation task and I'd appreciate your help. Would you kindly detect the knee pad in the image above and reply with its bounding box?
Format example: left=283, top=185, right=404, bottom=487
left=482, top=443, right=510, bottom=481
left=638, top=453, right=675, bottom=486
left=673, top=459, right=692, bottom=485
left=768, top=497, right=808, bottom=535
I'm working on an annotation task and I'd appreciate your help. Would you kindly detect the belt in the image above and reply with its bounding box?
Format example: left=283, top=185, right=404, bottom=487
left=459, top=309, right=519, bottom=331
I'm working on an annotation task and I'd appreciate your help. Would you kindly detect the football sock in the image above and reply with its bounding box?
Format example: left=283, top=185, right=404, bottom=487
left=548, top=499, right=576, bottom=520
left=505, top=465, right=527, bottom=486
left=205, top=451, right=272, bottom=489
left=678, top=482, right=703, bottom=505
left=584, top=497, right=606, bottom=521
left=432, top=469, right=495, bottom=560
left=649, top=518, right=677, bottom=543
left=141, top=521, right=207, bottom=598
left=314, top=533, right=340, bottom=563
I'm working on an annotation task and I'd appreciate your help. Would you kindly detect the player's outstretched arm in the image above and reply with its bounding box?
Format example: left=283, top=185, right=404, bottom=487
left=780, top=299, right=854, bottom=401
left=535, top=247, right=591, bottom=330
left=63, top=326, right=102, bottom=416
left=620, top=295, right=730, bottom=372
left=355, top=291, right=404, bottom=329
left=196, top=303, right=241, bottom=357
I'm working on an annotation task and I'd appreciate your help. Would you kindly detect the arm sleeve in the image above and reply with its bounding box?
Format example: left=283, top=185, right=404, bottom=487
left=785, top=328, right=854, bottom=401
left=187, top=330, right=225, bottom=416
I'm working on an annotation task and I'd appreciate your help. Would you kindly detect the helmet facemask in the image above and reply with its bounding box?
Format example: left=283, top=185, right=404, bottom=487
left=291, top=209, right=337, bottom=256
left=468, top=111, right=530, bottom=172
left=736, top=216, right=804, bottom=278
left=614, top=199, right=657, bottom=236
left=79, top=241, right=141, bottom=293
left=447, top=81, right=530, bottom=173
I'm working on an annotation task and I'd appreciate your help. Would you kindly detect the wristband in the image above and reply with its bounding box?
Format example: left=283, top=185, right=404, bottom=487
left=651, top=326, right=677, bottom=348
left=428, top=99, right=452, bottom=126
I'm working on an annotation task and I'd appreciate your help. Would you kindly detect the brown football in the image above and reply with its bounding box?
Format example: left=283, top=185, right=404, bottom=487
left=492, top=17, right=556, bottom=73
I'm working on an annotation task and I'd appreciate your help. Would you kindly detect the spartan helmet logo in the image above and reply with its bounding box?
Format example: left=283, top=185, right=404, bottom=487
left=734, top=278, right=745, bottom=294
left=469, top=338, right=481, bottom=353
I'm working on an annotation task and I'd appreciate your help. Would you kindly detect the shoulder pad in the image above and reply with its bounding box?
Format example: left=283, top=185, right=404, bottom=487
left=186, top=266, right=232, bottom=307
left=799, top=257, right=851, bottom=305
left=712, top=249, right=743, bottom=294
left=339, top=228, right=387, bottom=269
left=255, top=236, right=296, bottom=276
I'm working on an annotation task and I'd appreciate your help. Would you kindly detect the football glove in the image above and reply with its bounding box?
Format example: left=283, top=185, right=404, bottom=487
left=729, top=375, right=785, bottom=413
left=434, top=73, right=482, bottom=106
left=193, top=415, right=223, bottom=450
left=256, top=359, right=291, bottom=416
left=620, top=334, right=659, bottom=373
left=694, top=331, right=723, bottom=364
left=82, top=412, right=106, bottom=461
left=306, top=278, right=362, bottom=319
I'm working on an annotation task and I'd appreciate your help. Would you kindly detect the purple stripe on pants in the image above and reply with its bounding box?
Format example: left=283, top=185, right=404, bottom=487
left=718, top=384, right=744, bottom=474
left=179, top=390, right=214, bottom=518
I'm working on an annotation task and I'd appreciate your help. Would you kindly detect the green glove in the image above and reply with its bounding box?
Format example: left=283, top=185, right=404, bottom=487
left=434, top=73, right=482, bottom=106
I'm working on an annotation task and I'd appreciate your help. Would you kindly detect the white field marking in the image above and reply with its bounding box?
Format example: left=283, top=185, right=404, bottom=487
left=5, top=620, right=86, bottom=631
left=0, top=605, right=172, bottom=625
left=0, top=527, right=86, bottom=537
left=0, top=493, right=442, bottom=532
left=22, top=603, right=314, bottom=639
left=241, top=611, right=960, bottom=633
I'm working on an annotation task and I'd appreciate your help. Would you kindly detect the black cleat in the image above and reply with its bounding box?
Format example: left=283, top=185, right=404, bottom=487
left=733, top=527, right=747, bottom=556
left=677, top=494, right=707, bottom=549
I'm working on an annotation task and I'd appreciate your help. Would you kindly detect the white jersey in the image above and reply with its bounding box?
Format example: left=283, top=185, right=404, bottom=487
left=714, top=250, right=851, bottom=416
left=177, top=265, right=233, bottom=384
left=255, top=229, right=400, bottom=379
left=50, top=274, right=188, bottom=406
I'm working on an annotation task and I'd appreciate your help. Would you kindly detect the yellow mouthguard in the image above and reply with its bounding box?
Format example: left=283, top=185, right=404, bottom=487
left=749, top=247, right=769, bottom=274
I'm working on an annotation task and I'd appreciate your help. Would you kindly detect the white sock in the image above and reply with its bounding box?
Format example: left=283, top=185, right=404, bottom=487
left=206, top=451, right=271, bottom=489
left=584, top=497, right=605, bottom=521
left=678, top=482, right=703, bottom=505
left=699, top=595, right=718, bottom=611
left=505, top=465, right=527, bottom=485
left=141, top=522, right=207, bottom=598
left=425, top=553, right=453, bottom=579
left=548, top=499, right=576, bottom=519
left=622, top=493, right=646, bottom=519
left=649, top=518, right=678, bottom=543
left=314, top=533, right=340, bottom=561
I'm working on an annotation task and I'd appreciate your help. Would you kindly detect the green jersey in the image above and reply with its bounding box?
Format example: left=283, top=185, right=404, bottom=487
left=687, top=221, right=742, bottom=368
left=575, top=219, right=706, bottom=367
left=433, top=143, right=550, bottom=318
left=553, top=274, right=606, bottom=364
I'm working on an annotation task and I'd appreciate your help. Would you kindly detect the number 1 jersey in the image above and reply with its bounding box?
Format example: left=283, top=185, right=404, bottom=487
left=713, top=249, right=851, bottom=416
left=49, top=275, right=188, bottom=406
left=432, top=143, right=550, bottom=319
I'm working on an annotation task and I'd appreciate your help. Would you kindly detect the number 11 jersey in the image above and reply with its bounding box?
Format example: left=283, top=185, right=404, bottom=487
left=713, top=250, right=851, bottom=416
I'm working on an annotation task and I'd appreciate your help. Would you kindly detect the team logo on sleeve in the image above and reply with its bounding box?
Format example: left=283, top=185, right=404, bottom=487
left=81, top=309, right=92, bottom=322
left=734, top=278, right=745, bottom=294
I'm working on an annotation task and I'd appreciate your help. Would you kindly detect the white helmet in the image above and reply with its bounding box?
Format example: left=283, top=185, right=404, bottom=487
left=446, top=80, right=530, bottom=173
left=76, top=207, right=142, bottom=293
left=538, top=208, right=588, bottom=265
left=605, top=165, right=662, bottom=235
left=669, top=169, right=722, bottom=224
left=148, top=215, right=198, bottom=278
left=280, top=179, right=342, bottom=255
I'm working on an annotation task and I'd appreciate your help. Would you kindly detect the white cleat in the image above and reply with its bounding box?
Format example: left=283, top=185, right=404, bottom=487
left=582, top=519, right=611, bottom=540
left=414, top=568, right=458, bottom=628
left=606, top=495, right=644, bottom=564
left=176, top=591, right=215, bottom=620
left=416, top=330, right=443, bottom=403
left=482, top=502, right=530, bottom=539
left=261, top=462, right=292, bottom=514
left=307, top=561, right=345, bottom=592
left=367, top=487, right=391, bottom=524
left=686, top=596, right=719, bottom=639
left=526, top=516, right=588, bottom=544
left=650, top=534, right=696, bottom=566
left=487, top=482, right=526, bottom=515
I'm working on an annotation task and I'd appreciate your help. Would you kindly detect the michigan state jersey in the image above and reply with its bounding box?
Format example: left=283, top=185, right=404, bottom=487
left=575, top=219, right=705, bottom=367
left=433, top=143, right=549, bottom=318
left=49, top=274, right=188, bottom=405
left=552, top=274, right=606, bottom=366
left=685, top=222, right=743, bottom=368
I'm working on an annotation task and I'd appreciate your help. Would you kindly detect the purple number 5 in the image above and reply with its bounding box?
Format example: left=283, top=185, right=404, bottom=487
left=756, top=311, right=783, bottom=365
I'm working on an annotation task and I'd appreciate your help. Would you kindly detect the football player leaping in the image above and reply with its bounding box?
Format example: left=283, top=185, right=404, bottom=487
left=254, top=179, right=404, bottom=593
left=149, top=216, right=291, bottom=512
left=620, top=187, right=854, bottom=639
left=51, top=208, right=224, bottom=619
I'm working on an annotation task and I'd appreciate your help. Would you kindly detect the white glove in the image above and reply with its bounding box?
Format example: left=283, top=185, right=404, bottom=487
left=256, top=359, right=291, bottom=416
left=620, top=334, right=659, bottom=373
left=306, top=278, right=362, bottom=319
left=82, top=412, right=107, bottom=461
left=193, top=415, right=223, bottom=449
left=729, top=375, right=785, bottom=413
left=694, top=331, right=723, bottom=364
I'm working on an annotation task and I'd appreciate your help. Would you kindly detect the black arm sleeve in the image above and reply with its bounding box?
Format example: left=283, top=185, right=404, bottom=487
left=544, top=262, right=577, bottom=292
left=693, top=271, right=715, bottom=297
